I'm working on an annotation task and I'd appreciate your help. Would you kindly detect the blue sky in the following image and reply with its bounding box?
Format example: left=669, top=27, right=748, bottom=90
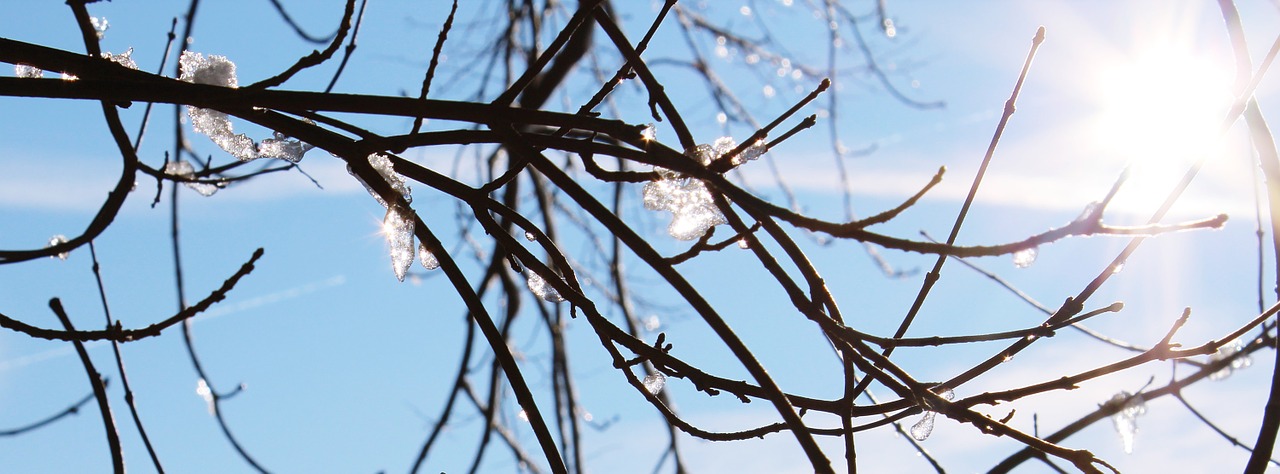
left=2, top=1, right=1280, bottom=472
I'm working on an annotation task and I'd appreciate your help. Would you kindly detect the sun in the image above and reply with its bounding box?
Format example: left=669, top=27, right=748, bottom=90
left=1090, top=46, right=1234, bottom=212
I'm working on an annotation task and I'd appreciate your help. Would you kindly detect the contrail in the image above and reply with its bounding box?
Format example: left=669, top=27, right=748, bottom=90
left=0, top=275, right=346, bottom=373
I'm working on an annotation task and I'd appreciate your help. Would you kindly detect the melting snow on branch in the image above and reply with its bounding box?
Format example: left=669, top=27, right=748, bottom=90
left=101, top=48, right=137, bottom=70
left=1208, top=339, right=1252, bottom=381
left=642, top=137, right=766, bottom=241
left=909, top=389, right=953, bottom=441
left=1012, top=246, right=1038, bottom=268
left=384, top=203, right=416, bottom=282
left=366, top=153, right=412, bottom=206
left=526, top=270, right=566, bottom=303
left=642, top=372, right=666, bottom=395
left=178, top=52, right=312, bottom=162
left=643, top=169, right=727, bottom=241
left=164, top=160, right=219, bottom=196
left=14, top=64, right=43, bottom=78
left=1108, top=391, right=1146, bottom=454
left=46, top=235, right=69, bottom=260
left=418, top=243, right=440, bottom=270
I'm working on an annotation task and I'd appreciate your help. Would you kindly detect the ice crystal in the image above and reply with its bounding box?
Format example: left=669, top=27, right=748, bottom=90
left=101, top=48, right=137, bottom=70
left=526, top=271, right=566, bottom=303
left=1108, top=392, right=1146, bottom=454
left=909, top=389, right=953, bottom=441
left=14, top=64, right=42, bottom=78
left=384, top=203, right=416, bottom=282
left=179, top=51, right=237, bottom=87
left=642, top=170, right=726, bottom=241
left=418, top=243, right=440, bottom=270
left=1012, top=246, right=1038, bottom=268
left=642, top=372, right=666, bottom=395
left=195, top=378, right=215, bottom=415
left=89, top=17, right=109, bottom=39
left=1208, top=339, right=1253, bottom=381
left=46, top=235, right=70, bottom=260
left=164, top=160, right=219, bottom=196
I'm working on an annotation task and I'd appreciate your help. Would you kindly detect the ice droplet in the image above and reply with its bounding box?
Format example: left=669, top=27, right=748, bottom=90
left=737, top=238, right=750, bottom=249
left=46, top=235, right=70, bottom=260
left=164, top=160, right=219, bottom=196
left=1209, top=339, right=1253, bottom=381
left=1012, top=247, right=1038, bottom=268
left=383, top=203, right=416, bottom=282
left=642, top=372, right=666, bottom=395
left=195, top=378, right=215, bottom=415
left=1108, top=392, right=1146, bottom=454
left=524, top=231, right=537, bottom=242
left=14, top=64, right=43, bottom=78
left=909, top=389, right=953, bottom=441
left=101, top=48, right=137, bottom=70
left=526, top=271, right=566, bottom=302
left=418, top=242, right=440, bottom=270
left=89, top=17, right=109, bottom=39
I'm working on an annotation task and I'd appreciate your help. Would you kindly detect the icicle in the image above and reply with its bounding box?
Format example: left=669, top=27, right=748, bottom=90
left=164, top=160, right=218, bottom=196
left=195, top=378, right=215, bottom=415
left=14, top=64, right=43, bottom=78
left=642, top=372, right=666, bottom=395
left=46, top=235, right=70, bottom=260
left=384, top=203, right=416, bottom=282
left=418, top=242, right=440, bottom=270
left=526, top=271, right=566, bottom=303
left=1209, top=339, right=1253, bottom=381
left=909, top=390, right=953, bottom=441
left=101, top=48, right=137, bottom=70
left=1108, top=392, right=1146, bottom=454
left=1012, top=246, right=1038, bottom=268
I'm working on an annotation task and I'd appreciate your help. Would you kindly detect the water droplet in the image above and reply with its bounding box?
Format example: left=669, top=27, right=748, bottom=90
left=762, top=84, right=776, bottom=98
left=739, top=6, right=752, bottom=16
left=882, top=18, right=896, bottom=38
left=716, top=112, right=728, bottom=124
left=738, top=238, right=750, bottom=249
left=643, top=315, right=661, bottom=331
left=1012, top=247, right=1038, bottom=268
left=642, top=372, right=666, bottom=395
left=524, top=231, right=537, bottom=242
left=89, top=17, right=109, bottom=39
left=46, top=235, right=69, bottom=260
left=910, top=412, right=936, bottom=441
left=383, top=203, right=416, bottom=282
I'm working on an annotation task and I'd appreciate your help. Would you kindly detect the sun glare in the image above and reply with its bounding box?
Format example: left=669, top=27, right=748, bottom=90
left=1091, top=48, right=1233, bottom=212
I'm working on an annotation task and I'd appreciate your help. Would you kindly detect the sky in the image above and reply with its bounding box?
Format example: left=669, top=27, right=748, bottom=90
left=3, top=1, right=1280, bottom=473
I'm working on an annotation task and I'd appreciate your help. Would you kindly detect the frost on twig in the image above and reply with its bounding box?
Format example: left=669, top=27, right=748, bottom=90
left=1108, top=391, right=1146, bottom=454
left=178, top=51, right=312, bottom=162
left=164, top=160, right=219, bottom=196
